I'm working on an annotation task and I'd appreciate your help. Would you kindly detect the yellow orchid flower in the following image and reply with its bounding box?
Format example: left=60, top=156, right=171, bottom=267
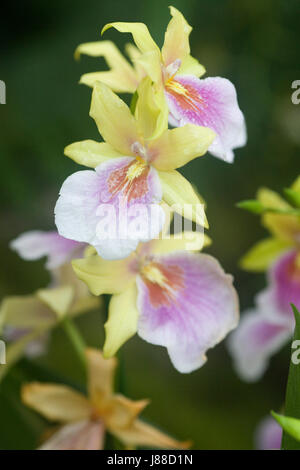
left=72, top=228, right=238, bottom=374
left=55, top=79, right=214, bottom=260
left=0, top=231, right=100, bottom=381
left=22, top=349, right=189, bottom=450
left=240, top=176, right=300, bottom=272
left=78, top=6, right=246, bottom=162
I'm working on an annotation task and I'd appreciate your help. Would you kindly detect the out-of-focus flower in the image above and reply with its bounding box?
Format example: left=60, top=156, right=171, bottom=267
left=229, top=176, right=300, bottom=381
left=55, top=79, right=214, bottom=260
left=255, top=416, right=282, bottom=450
left=79, top=6, right=246, bottom=162
left=73, top=229, right=239, bottom=373
left=0, top=231, right=99, bottom=380
left=10, top=230, right=86, bottom=271
left=240, top=176, right=300, bottom=273
left=22, top=349, right=189, bottom=450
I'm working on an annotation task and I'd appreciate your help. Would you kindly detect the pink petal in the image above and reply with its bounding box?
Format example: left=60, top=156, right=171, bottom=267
left=269, top=249, right=300, bottom=316
left=228, top=300, right=292, bottom=382
left=39, top=420, right=104, bottom=450
left=165, top=75, right=246, bottom=162
left=137, top=252, right=239, bottom=373
left=55, top=158, right=164, bottom=260
left=10, top=231, right=85, bottom=270
left=255, top=416, right=282, bottom=450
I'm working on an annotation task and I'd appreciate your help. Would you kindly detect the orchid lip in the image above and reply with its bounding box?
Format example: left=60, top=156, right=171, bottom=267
left=163, top=59, right=182, bottom=83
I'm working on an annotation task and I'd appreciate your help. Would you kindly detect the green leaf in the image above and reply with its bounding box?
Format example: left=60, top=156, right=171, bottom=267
left=272, top=412, right=300, bottom=442
left=281, top=304, right=300, bottom=449
left=236, top=199, right=265, bottom=214
left=284, top=188, right=300, bottom=209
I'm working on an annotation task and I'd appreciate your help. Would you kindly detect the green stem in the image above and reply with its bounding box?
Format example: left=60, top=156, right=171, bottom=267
left=62, top=317, right=86, bottom=372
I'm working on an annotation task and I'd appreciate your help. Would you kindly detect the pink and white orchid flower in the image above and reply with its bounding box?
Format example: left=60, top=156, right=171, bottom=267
left=55, top=79, right=214, bottom=261
left=78, top=6, right=246, bottom=162
left=73, top=231, right=239, bottom=373
left=228, top=249, right=300, bottom=381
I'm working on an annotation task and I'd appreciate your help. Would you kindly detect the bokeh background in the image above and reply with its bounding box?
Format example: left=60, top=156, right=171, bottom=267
left=0, top=0, right=299, bottom=449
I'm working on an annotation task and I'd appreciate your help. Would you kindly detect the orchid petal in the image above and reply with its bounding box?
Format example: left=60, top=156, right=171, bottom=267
left=102, top=22, right=159, bottom=55
left=228, top=304, right=292, bottom=382
left=113, top=417, right=190, bottom=449
left=39, top=420, right=105, bottom=450
left=255, top=416, right=282, bottom=450
left=64, top=140, right=122, bottom=168
left=90, top=82, right=139, bottom=156
left=104, top=283, right=139, bottom=358
left=240, top=237, right=292, bottom=272
left=158, top=170, right=208, bottom=228
left=135, top=78, right=168, bottom=140
left=148, top=231, right=211, bottom=255
left=76, top=40, right=138, bottom=92
left=149, top=124, right=215, bottom=170
left=10, top=231, right=84, bottom=270
left=161, top=6, right=192, bottom=66
left=36, top=286, right=74, bottom=319
left=105, top=395, right=149, bottom=429
left=22, top=383, right=91, bottom=422
left=0, top=295, right=55, bottom=331
left=178, top=55, right=205, bottom=78
left=165, top=76, right=246, bottom=162
left=86, top=348, right=117, bottom=404
left=72, top=254, right=136, bottom=296
left=137, top=252, right=239, bottom=373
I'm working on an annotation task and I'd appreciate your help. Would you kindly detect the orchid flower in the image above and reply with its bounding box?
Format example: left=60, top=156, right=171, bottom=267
left=255, top=416, right=282, bottom=450
left=240, top=176, right=300, bottom=272
left=55, top=79, right=214, bottom=260
left=0, top=231, right=99, bottom=380
left=228, top=249, right=299, bottom=381
left=78, top=6, right=246, bottom=162
left=22, top=349, right=189, bottom=450
left=228, top=177, right=300, bottom=381
left=72, top=228, right=239, bottom=373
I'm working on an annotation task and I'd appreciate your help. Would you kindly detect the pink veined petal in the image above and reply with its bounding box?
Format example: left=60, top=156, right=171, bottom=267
left=10, top=231, right=86, bottom=270
left=165, top=75, right=246, bottom=162
left=268, top=249, right=300, bottom=316
left=136, top=252, right=239, bottom=373
left=228, top=301, right=293, bottom=382
left=55, top=158, right=164, bottom=260
left=39, top=419, right=104, bottom=450
left=255, top=416, right=282, bottom=450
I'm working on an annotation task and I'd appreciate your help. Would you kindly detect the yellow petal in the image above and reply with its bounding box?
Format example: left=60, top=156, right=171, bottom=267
left=149, top=231, right=211, bottom=255
left=135, top=78, right=168, bottom=140
left=75, top=40, right=138, bottom=92
left=89, top=81, right=139, bottom=155
left=113, top=418, right=190, bottom=449
left=102, top=22, right=159, bottom=55
left=149, top=124, right=215, bottom=171
left=292, top=175, right=300, bottom=192
left=22, top=383, right=91, bottom=422
left=125, top=43, right=145, bottom=80
left=161, top=6, right=192, bottom=66
left=262, top=212, right=300, bottom=243
left=179, top=54, right=206, bottom=77
left=158, top=170, right=208, bottom=228
left=105, top=395, right=149, bottom=429
left=64, top=140, right=122, bottom=168
left=0, top=295, right=55, bottom=331
left=72, top=254, right=136, bottom=296
left=85, top=348, right=117, bottom=405
left=240, top=237, right=293, bottom=272
left=134, top=50, right=162, bottom=84
left=103, top=283, right=139, bottom=358
left=37, top=286, right=74, bottom=319
left=257, top=187, right=290, bottom=210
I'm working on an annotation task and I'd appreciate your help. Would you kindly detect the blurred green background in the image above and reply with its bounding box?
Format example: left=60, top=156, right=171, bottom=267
left=0, top=0, right=299, bottom=450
